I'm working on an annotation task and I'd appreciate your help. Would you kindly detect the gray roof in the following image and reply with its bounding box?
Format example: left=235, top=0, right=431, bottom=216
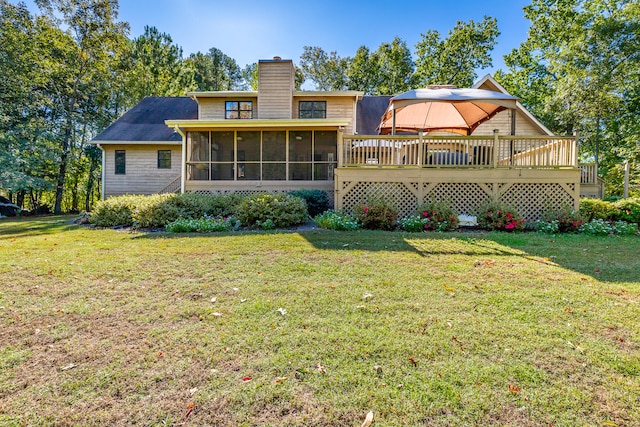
left=93, top=97, right=197, bottom=142
left=93, top=95, right=389, bottom=141
left=356, top=96, right=391, bottom=135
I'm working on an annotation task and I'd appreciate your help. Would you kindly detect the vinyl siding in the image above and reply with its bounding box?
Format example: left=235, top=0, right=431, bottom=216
left=293, top=97, right=357, bottom=134
left=198, top=98, right=258, bottom=120
left=257, top=61, right=294, bottom=119
left=474, top=109, right=543, bottom=136
left=103, top=144, right=181, bottom=197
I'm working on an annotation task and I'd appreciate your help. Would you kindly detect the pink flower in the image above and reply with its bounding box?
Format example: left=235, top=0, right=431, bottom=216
left=505, top=223, right=515, bottom=230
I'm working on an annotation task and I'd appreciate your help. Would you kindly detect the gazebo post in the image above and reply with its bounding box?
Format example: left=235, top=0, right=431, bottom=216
left=392, top=108, right=396, bottom=135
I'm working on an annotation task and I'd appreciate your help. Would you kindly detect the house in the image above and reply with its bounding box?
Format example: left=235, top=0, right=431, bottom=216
left=92, top=57, right=601, bottom=220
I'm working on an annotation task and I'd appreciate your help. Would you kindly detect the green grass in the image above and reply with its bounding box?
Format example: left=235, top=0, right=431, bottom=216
left=0, top=216, right=638, bottom=426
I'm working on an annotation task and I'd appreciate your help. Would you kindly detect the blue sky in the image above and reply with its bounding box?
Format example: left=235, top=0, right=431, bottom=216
left=18, top=0, right=532, bottom=76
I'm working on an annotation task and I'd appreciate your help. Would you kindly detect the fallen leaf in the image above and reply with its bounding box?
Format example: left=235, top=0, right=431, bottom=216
left=328, top=285, right=336, bottom=289
left=408, top=357, right=417, bottom=367
left=275, top=376, right=288, bottom=383
left=443, top=285, right=455, bottom=291
left=361, top=411, right=374, bottom=427
left=564, top=307, right=573, bottom=313
left=187, top=403, right=195, bottom=409
left=594, top=269, right=601, bottom=273
left=189, top=387, right=198, bottom=395
left=210, top=297, right=217, bottom=303
left=60, top=363, right=76, bottom=371
left=242, top=376, right=252, bottom=382
left=316, top=364, right=327, bottom=374
left=508, top=383, right=521, bottom=394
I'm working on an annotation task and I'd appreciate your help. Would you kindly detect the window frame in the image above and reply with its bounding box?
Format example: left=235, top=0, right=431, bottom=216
left=157, top=150, right=172, bottom=169
left=115, top=150, right=126, bottom=175
left=299, top=101, right=327, bottom=119
left=225, top=101, right=253, bottom=119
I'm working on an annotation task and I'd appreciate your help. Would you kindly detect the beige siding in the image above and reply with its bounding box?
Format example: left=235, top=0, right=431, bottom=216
left=474, top=110, right=543, bottom=136
left=103, top=144, right=181, bottom=197
left=293, top=97, right=357, bottom=134
left=198, top=97, right=257, bottom=120
left=258, top=61, right=294, bottom=119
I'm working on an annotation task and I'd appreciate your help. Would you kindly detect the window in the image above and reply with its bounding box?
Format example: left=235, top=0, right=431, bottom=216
left=299, top=101, right=326, bottom=119
left=157, top=150, right=171, bottom=169
left=115, top=150, right=125, bottom=174
left=225, top=101, right=253, bottom=119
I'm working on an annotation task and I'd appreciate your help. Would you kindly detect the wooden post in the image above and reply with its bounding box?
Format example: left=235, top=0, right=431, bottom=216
left=418, top=130, right=424, bottom=167
left=624, top=160, right=630, bottom=198
left=337, top=128, right=344, bottom=167
left=492, top=129, right=499, bottom=168
left=392, top=109, right=396, bottom=135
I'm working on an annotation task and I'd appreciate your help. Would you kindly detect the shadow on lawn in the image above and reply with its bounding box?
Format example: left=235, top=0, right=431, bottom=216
left=0, top=215, right=78, bottom=240
left=297, top=229, right=640, bottom=284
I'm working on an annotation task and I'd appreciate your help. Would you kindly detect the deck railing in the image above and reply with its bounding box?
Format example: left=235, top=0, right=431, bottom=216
left=579, top=163, right=599, bottom=185
left=159, top=176, right=181, bottom=194
left=340, top=133, right=578, bottom=168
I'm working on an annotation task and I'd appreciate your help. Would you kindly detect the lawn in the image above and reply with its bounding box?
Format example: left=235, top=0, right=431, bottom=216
left=0, top=216, right=638, bottom=426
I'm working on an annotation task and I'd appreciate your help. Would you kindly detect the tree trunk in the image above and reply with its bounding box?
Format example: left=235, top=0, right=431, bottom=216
left=54, top=117, right=73, bottom=214
left=17, top=191, right=25, bottom=209
left=85, top=158, right=97, bottom=212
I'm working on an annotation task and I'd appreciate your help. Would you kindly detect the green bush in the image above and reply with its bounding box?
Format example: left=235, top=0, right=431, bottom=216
left=399, top=215, right=429, bottom=233
left=90, top=193, right=246, bottom=228
left=132, top=194, right=182, bottom=228
left=165, top=216, right=241, bottom=233
left=543, top=207, right=585, bottom=233
left=415, top=200, right=459, bottom=231
left=90, top=195, right=141, bottom=227
left=580, top=219, right=639, bottom=236
left=288, top=190, right=331, bottom=217
left=353, top=197, right=398, bottom=230
left=476, top=200, right=525, bottom=231
left=314, top=210, right=360, bottom=231
left=579, top=198, right=614, bottom=221
left=613, top=198, right=640, bottom=224
left=235, top=193, right=308, bottom=228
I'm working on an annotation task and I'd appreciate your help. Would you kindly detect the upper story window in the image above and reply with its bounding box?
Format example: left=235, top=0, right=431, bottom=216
left=299, top=101, right=326, bottom=119
left=225, top=101, right=253, bottom=119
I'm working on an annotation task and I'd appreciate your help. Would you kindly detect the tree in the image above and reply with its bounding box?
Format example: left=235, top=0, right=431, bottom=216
left=414, top=17, right=499, bottom=88
left=374, top=37, right=414, bottom=95
left=122, top=25, right=194, bottom=105
left=496, top=0, right=640, bottom=195
left=299, top=46, right=350, bottom=90
left=346, top=45, right=381, bottom=95
left=32, top=0, right=131, bottom=214
left=188, top=47, right=241, bottom=91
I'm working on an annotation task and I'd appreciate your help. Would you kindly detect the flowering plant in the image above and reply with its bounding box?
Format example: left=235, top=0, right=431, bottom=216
left=353, top=197, right=398, bottom=230
left=415, top=200, right=459, bottom=231
left=477, top=201, right=524, bottom=231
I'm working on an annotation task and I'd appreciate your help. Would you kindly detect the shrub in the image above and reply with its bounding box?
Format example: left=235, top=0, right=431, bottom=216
left=415, top=200, right=459, bottom=231
left=353, top=197, right=398, bottom=230
left=235, top=193, right=308, bottom=228
left=534, top=220, right=560, bottom=234
left=580, top=219, right=638, bottom=236
left=132, top=194, right=182, bottom=228
left=314, top=210, right=360, bottom=231
left=399, top=215, right=429, bottom=232
left=476, top=200, right=525, bottom=231
left=579, top=198, right=614, bottom=221
left=288, top=190, right=331, bottom=217
left=543, top=207, right=585, bottom=233
left=90, top=195, right=141, bottom=227
left=165, top=216, right=241, bottom=233
left=613, top=198, right=640, bottom=224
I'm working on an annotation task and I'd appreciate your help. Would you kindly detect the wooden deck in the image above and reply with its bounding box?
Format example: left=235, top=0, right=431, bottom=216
left=335, top=133, right=584, bottom=220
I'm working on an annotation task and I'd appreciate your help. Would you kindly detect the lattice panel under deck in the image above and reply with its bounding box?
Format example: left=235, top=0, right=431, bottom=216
left=342, top=182, right=417, bottom=217
left=424, top=183, right=491, bottom=215
left=500, top=183, right=574, bottom=221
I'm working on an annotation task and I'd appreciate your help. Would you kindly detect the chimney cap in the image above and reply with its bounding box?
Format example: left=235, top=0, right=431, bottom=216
left=273, top=56, right=282, bottom=60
